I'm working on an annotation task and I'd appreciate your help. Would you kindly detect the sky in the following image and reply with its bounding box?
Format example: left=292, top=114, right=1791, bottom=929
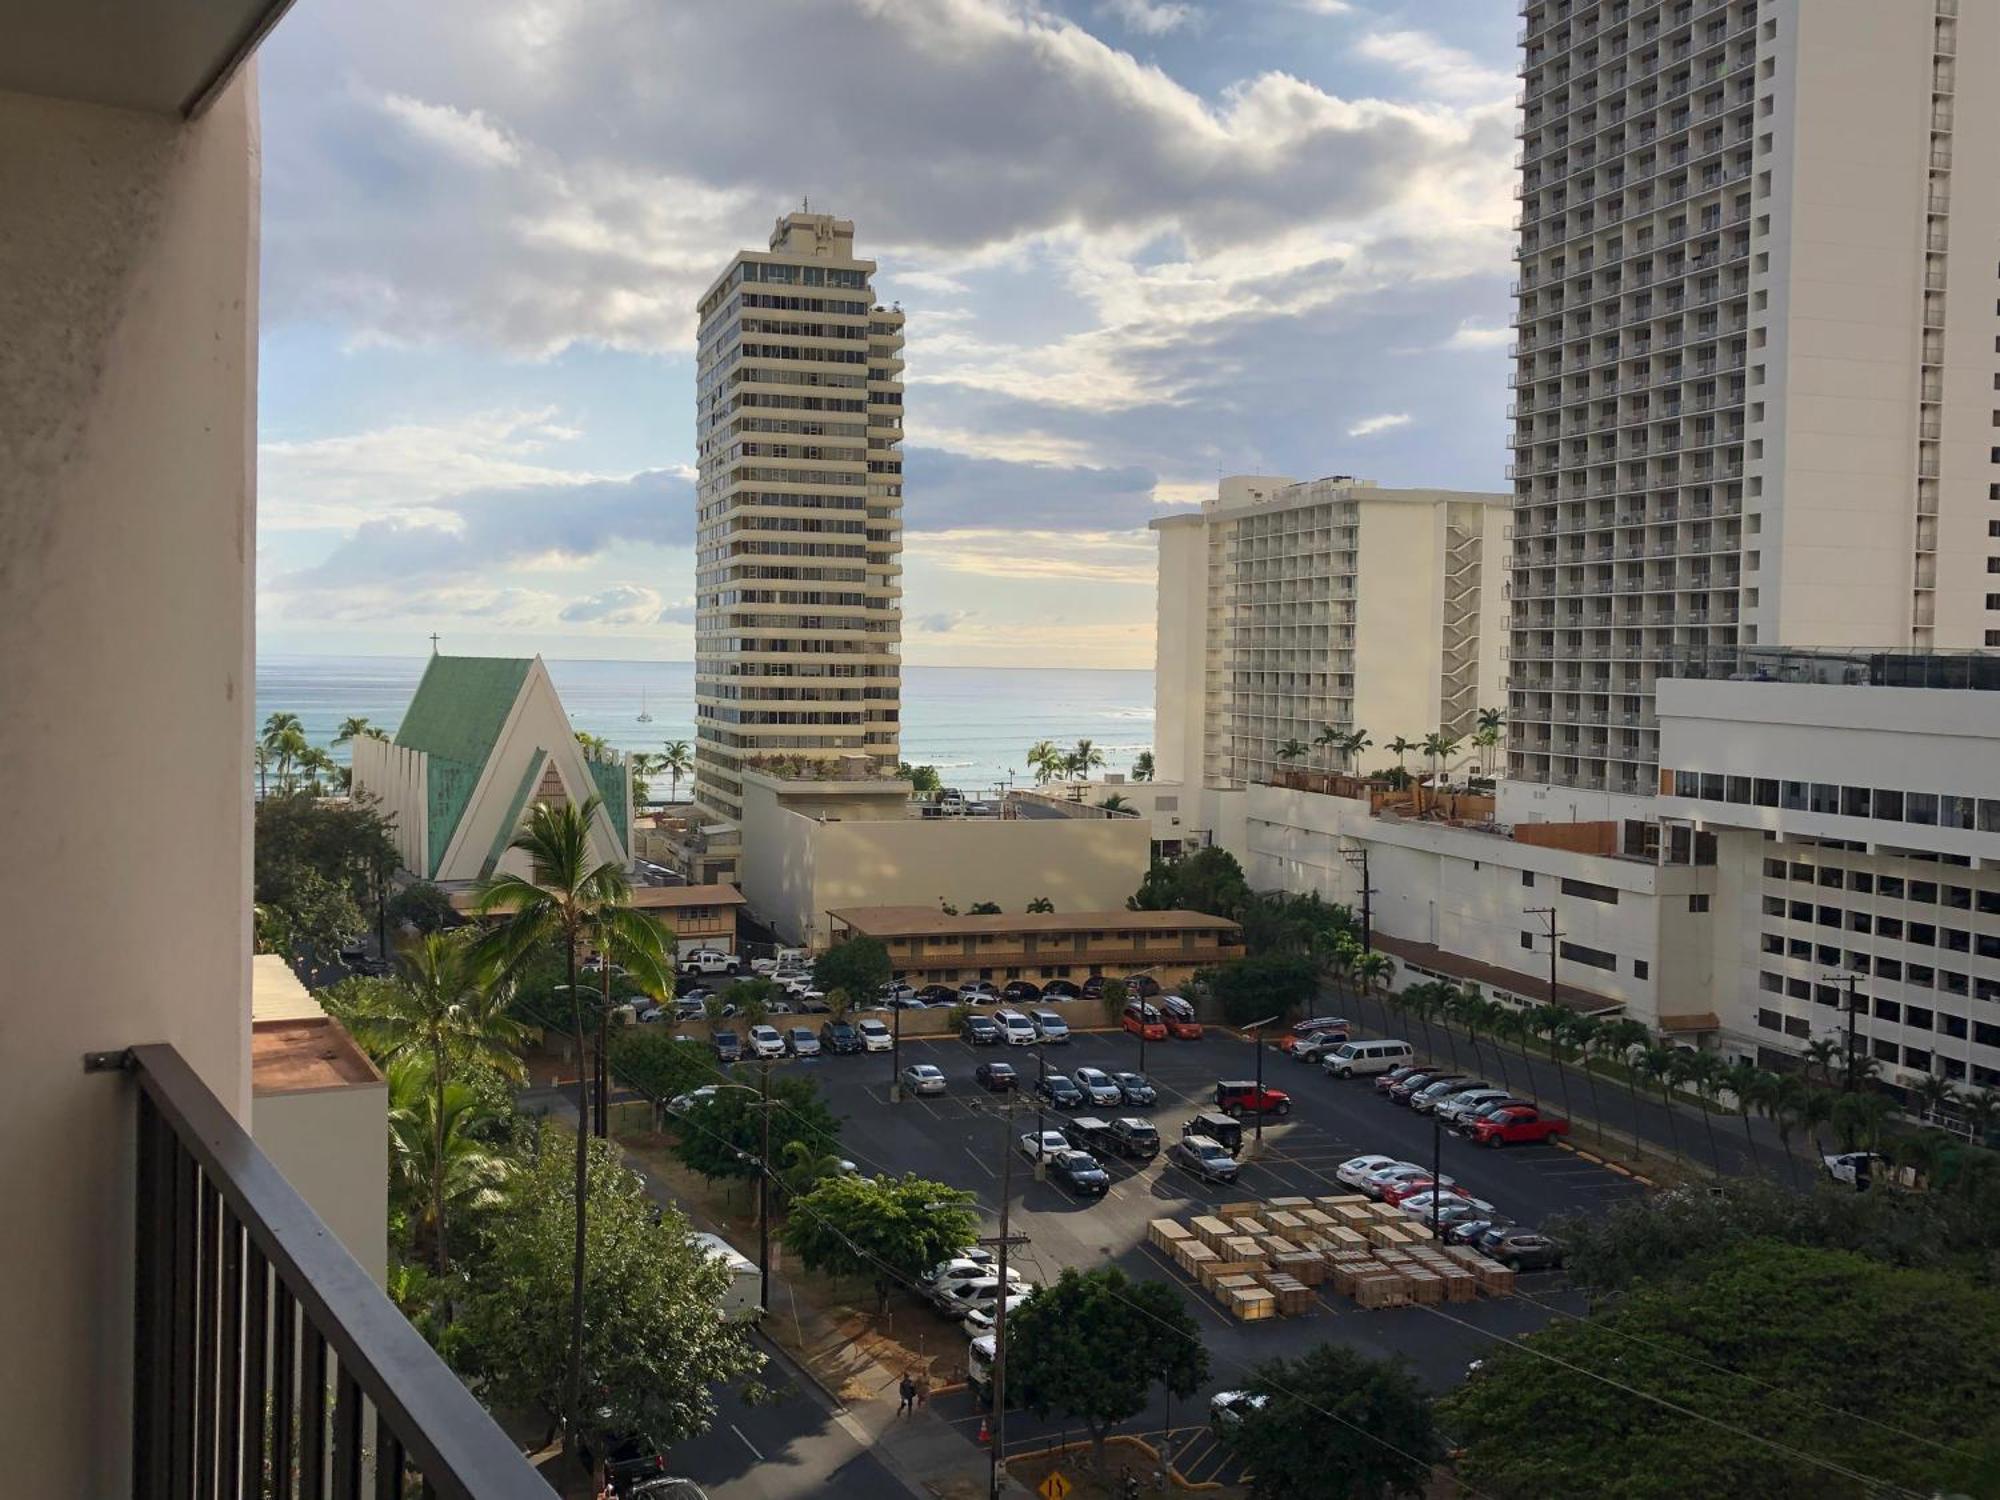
left=256, top=0, right=1520, bottom=669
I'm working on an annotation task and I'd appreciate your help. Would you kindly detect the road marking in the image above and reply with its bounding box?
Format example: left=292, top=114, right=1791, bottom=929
left=832, top=1409, right=873, bottom=1446
left=730, top=1424, right=765, bottom=1462
left=962, top=1146, right=996, bottom=1178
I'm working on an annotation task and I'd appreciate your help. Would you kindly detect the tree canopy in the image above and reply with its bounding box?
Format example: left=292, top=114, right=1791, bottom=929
left=1441, top=1240, right=2000, bottom=1500
left=1008, top=1266, right=1209, bottom=1474
left=779, top=1172, right=979, bottom=1313
left=255, top=792, right=400, bottom=959
left=1223, top=1344, right=1436, bottom=1500
left=1128, top=846, right=1251, bottom=920
left=672, top=1067, right=843, bottom=1185
left=388, top=879, right=458, bottom=934
left=811, top=937, right=892, bottom=1005
left=453, top=1127, right=763, bottom=1453
left=609, top=1029, right=717, bottom=1107
left=1197, top=954, right=1321, bottom=1026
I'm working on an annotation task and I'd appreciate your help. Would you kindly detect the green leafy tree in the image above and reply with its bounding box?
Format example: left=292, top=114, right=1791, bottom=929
left=1128, top=845, right=1251, bottom=920
left=387, top=879, right=457, bottom=934
left=384, top=1056, right=511, bottom=1272
left=897, top=762, right=944, bottom=794
left=609, top=1029, right=716, bottom=1111
left=254, top=792, right=399, bottom=958
left=658, top=739, right=693, bottom=804
left=1130, top=750, right=1155, bottom=782
left=812, top=937, right=892, bottom=1006
left=779, top=1173, right=979, bottom=1313
left=1441, top=1241, right=2000, bottom=1500
left=1098, top=976, right=1130, bottom=1028
left=1067, top=737, right=1106, bottom=780
left=455, top=1127, right=763, bottom=1454
left=471, top=795, right=651, bottom=1459
left=674, top=1066, right=841, bottom=1186
left=1009, top=1266, right=1209, bottom=1475
left=718, top=975, right=780, bottom=1027
left=1223, top=1344, right=1436, bottom=1500
left=1196, top=955, right=1320, bottom=1027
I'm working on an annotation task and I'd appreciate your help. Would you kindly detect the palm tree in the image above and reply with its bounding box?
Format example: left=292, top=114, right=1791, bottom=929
left=1025, top=897, right=1055, bottom=914
left=1068, top=739, right=1105, bottom=782
left=1467, top=999, right=1510, bottom=1093
left=1802, top=1037, right=1841, bottom=1089
left=1832, top=1090, right=1893, bottom=1154
left=271, top=724, right=308, bottom=793
left=1720, top=1058, right=1767, bottom=1175
left=333, top=715, right=376, bottom=746
left=1962, top=1087, right=2000, bottom=1150
left=1275, top=739, right=1309, bottom=770
left=1131, top=751, right=1155, bottom=783
left=1342, top=729, right=1373, bottom=774
left=1770, top=1075, right=1810, bottom=1187
left=1563, top=1013, right=1608, bottom=1147
left=1313, top=723, right=1344, bottom=774
left=1911, top=1073, right=1958, bottom=1131
left=253, top=743, right=270, bottom=801
left=472, top=795, right=646, bottom=1458
left=297, top=745, right=338, bottom=797
left=352, top=931, right=522, bottom=1272
left=1529, top=1002, right=1574, bottom=1121
left=573, top=730, right=612, bottom=764
left=261, top=712, right=303, bottom=796
left=1637, top=1046, right=1685, bottom=1162
left=1026, top=740, right=1063, bottom=785
left=1602, top=1018, right=1650, bottom=1145
left=1799, top=1083, right=1836, bottom=1157
left=1097, top=793, right=1131, bottom=813
left=1419, top=733, right=1463, bottom=816
left=384, top=1057, right=510, bottom=1271
left=1386, top=735, right=1418, bottom=786
left=659, top=739, right=693, bottom=804
left=586, top=896, right=674, bottom=1139
left=1676, top=1050, right=1725, bottom=1176
left=1430, top=985, right=1463, bottom=1069
left=627, top=752, right=662, bottom=807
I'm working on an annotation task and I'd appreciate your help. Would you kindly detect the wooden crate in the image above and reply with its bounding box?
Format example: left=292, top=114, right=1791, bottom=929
left=1219, top=1202, right=1262, bottom=1221
left=1316, top=1194, right=1369, bottom=1210
left=1274, top=1251, right=1326, bottom=1287
left=1191, top=1215, right=1232, bottom=1252
left=1478, top=1261, right=1517, bottom=1297
left=1296, top=1208, right=1334, bottom=1231
left=1404, top=1269, right=1444, bottom=1306
left=1352, top=1272, right=1409, bottom=1310
left=1326, top=1226, right=1369, bottom=1253
left=1199, top=1259, right=1255, bottom=1291
left=1368, top=1201, right=1405, bottom=1221
left=1296, top=1233, right=1332, bottom=1254
left=1442, top=1245, right=1487, bottom=1269
left=1402, top=1221, right=1435, bottom=1242
left=1268, top=1194, right=1313, bottom=1210
left=1212, top=1273, right=1261, bottom=1305
left=1328, top=1255, right=1376, bottom=1295
left=1222, top=1236, right=1265, bottom=1264
left=1227, top=1287, right=1277, bottom=1322
left=1259, top=1236, right=1300, bottom=1259
left=1260, top=1273, right=1315, bottom=1317
left=1363, top=1222, right=1410, bottom=1250
left=1440, top=1267, right=1480, bottom=1303
left=1176, top=1241, right=1216, bottom=1279
left=1149, top=1219, right=1192, bottom=1254
left=1266, top=1210, right=1304, bottom=1233
left=1334, top=1203, right=1374, bottom=1225
left=1230, top=1216, right=1268, bottom=1239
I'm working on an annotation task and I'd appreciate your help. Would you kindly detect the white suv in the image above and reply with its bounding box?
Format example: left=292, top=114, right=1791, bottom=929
left=1030, top=1010, right=1070, bottom=1044
left=746, top=1024, right=786, bottom=1059
left=996, top=1010, right=1039, bottom=1046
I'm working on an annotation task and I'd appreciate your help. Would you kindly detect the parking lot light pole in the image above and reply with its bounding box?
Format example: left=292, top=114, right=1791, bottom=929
left=1033, top=1045, right=1049, bottom=1178
left=890, top=1000, right=903, bottom=1103
left=710, top=1074, right=779, bottom=1316
left=1431, top=1109, right=1443, bottom=1240
left=1244, top=1014, right=1279, bottom=1151
left=982, top=1097, right=1030, bottom=1500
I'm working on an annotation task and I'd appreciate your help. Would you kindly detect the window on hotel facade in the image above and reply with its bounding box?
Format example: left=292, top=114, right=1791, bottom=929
left=1560, top=940, right=1618, bottom=971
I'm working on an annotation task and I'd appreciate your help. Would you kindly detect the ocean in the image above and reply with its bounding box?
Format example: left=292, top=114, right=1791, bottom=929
left=256, top=655, right=1155, bottom=795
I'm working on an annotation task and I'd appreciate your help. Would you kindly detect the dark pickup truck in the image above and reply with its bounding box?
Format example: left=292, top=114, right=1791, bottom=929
left=1072, top=1115, right=1161, bottom=1160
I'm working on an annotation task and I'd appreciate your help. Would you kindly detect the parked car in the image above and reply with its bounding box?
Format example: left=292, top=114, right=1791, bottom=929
left=1438, top=1088, right=1515, bottom=1125
left=1214, top=1080, right=1291, bottom=1117
left=1279, top=1016, right=1351, bottom=1053
left=792, top=989, right=830, bottom=1013
left=889, top=996, right=931, bottom=1011
left=1406, top=1199, right=1492, bottom=1232
left=1208, top=1390, right=1270, bottom=1430
left=1290, top=1031, right=1352, bottom=1063
left=975, top=1061, right=1019, bottom=1092
left=958, top=980, right=1002, bottom=1003
left=1106, top=1117, right=1161, bottom=1160
left=1372, top=1062, right=1429, bottom=1093
left=1445, top=1216, right=1512, bottom=1247
left=1047, top=1149, right=1112, bottom=1198
left=1000, top=979, right=1043, bottom=1003
left=1360, top=1163, right=1455, bottom=1200
left=900, top=1063, right=948, bottom=1097
left=1169, top=1135, right=1241, bottom=1184
left=856, top=1018, right=893, bottom=1053
left=878, top=982, right=918, bottom=1005
left=1390, top=1071, right=1465, bottom=1105
left=1457, top=1097, right=1533, bottom=1133
left=1064, top=1116, right=1116, bottom=1152
left=1073, top=1067, right=1124, bottom=1107
left=1031, top=1010, right=1071, bottom=1044
left=744, top=1024, right=786, bottom=1060
left=1037, top=1073, right=1086, bottom=1110
left=1487, top=1231, right=1564, bottom=1271
left=1040, top=979, right=1083, bottom=1001
left=1121, top=1000, right=1167, bottom=1040
left=1183, top=1110, right=1243, bottom=1153
left=667, top=1086, right=719, bottom=1117
left=711, top=1030, right=741, bottom=1063
left=1336, top=1154, right=1407, bottom=1191
left=1160, top=995, right=1203, bottom=1039
left=934, top=1278, right=1027, bottom=1322
left=1113, top=1071, right=1157, bottom=1107
left=1397, top=1188, right=1494, bottom=1220
left=929, top=1263, right=1022, bottom=1303
left=961, top=1014, right=1002, bottom=1046
left=785, top=1027, right=821, bottom=1058
left=1018, top=1129, right=1071, bottom=1163
left=957, top=1288, right=1032, bottom=1332
left=1823, top=1150, right=1888, bottom=1188
left=671, top=996, right=707, bottom=1021
left=918, top=984, right=958, bottom=1005
left=819, top=1021, right=864, bottom=1055
left=681, top=948, right=743, bottom=976
left=996, top=1010, right=1039, bottom=1046
left=1379, top=1177, right=1452, bottom=1207
left=1470, top=1105, right=1571, bottom=1148
left=1414, top=1078, right=1492, bottom=1115
left=1080, top=975, right=1108, bottom=1001
left=924, top=1249, right=1000, bottom=1285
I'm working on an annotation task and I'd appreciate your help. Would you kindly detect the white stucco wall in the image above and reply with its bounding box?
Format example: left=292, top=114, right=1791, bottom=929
left=254, top=1081, right=390, bottom=1288
left=0, top=74, right=259, bottom=1499
left=353, top=734, right=429, bottom=874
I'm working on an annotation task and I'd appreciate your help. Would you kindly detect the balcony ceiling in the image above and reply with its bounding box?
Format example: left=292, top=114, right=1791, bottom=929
left=0, top=0, right=295, bottom=116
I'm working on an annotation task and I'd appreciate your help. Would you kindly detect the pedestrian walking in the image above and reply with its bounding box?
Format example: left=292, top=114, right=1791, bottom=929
left=915, top=1373, right=930, bottom=1409
left=898, top=1372, right=917, bottom=1415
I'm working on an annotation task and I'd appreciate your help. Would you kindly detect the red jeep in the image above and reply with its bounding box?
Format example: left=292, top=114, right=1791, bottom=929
left=1214, top=1080, right=1291, bottom=1117
left=1470, top=1105, right=1571, bottom=1148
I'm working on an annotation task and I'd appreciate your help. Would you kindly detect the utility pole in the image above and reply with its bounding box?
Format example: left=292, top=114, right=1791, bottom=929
left=1243, top=1014, right=1279, bottom=1151
left=890, top=999, right=903, bottom=1103
left=1430, top=1108, right=1443, bottom=1240
left=1342, top=846, right=1377, bottom=952
left=1825, top=972, right=1863, bottom=1092
left=759, top=1057, right=773, bottom=1313
left=982, top=1098, right=1030, bottom=1500
left=1524, top=906, right=1571, bottom=1120
left=1033, top=1044, right=1049, bottom=1177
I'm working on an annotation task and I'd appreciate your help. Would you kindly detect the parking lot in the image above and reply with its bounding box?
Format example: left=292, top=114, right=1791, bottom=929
left=784, top=1022, right=1645, bottom=1474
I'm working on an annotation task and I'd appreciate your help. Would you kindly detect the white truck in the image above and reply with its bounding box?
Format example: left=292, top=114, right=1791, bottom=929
left=689, top=1231, right=763, bottom=1323
left=680, top=948, right=743, bottom=977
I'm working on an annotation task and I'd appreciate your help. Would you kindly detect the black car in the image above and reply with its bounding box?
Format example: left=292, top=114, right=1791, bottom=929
left=597, top=1433, right=668, bottom=1498
left=1183, top=1110, right=1243, bottom=1153
left=1041, top=979, right=1083, bottom=1000
left=1000, top=979, right=1043, bottom=1003
left=1080, top=975, right=1108, bottom=1000
left=1037, top=1073, right=1086, bottom=1110
left=711, top=1030, right=741, bottom=1063
left=1064, top=1116, right=1117, bottom=1153
left=1047, top=1149, right=1111, bottom=1198
left=819, top=1021, right=864, bottom=1055
left=918, top=984, right=957, bottom=1005
left=975, top=1061, right=1019, bottom=1091
left=961, top=1015, right=1002, bottom=1046
left=1108, top=1117, right=1160, bottom=1160
left=1113, top=1071, right=1157, bottom=1107
left=1168, top=1135, right=1240, bottom=1184
left=1445, top=1216, right=1512, bottom=1247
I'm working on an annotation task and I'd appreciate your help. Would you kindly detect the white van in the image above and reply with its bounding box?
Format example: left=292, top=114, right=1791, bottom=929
left=689, top=1231, right=763, bottom=1323
left=1323, top=1038, right=1415, bottom=1079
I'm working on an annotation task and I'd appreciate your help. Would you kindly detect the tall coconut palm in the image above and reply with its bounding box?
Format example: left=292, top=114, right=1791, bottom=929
left=1799, top=1083, right=1836, bottom=1157
left=1341, top=729, right=1373, bottom=774
left=659, top=739, right=693, bottom=803
left=1313, top=723, right=1344, bottom=773
left=1563, top=1012, right=1608, bottom=1147
left=1466, top=999, right=1510, bottom=1093
left=1802, top=1037, right=1841, bottom=1089
left=1386, top=735, right=1417, bottom=784
left=586, top=900, right=674, bottom=1138
left=270, top=724, right=308, bottom=793
left=1911, top=1073, right=1958, bottom=1131
left=1720, top=1058, right=1768, bottom=1175
left=384, top=1057, right=511, bottom=1270
left=253, top=743, right=270, bottom=801
left=1637, top=1046, right=1685, bottom=1162
left=1832, top=1090, right=1893, bottom=1154
left=1130, top=751, right=1155, bottom=783
left=1275, top=739, right=1309, bottom=767
left=1770, top=1074, right=1810, bottom=1187
left=1431, top=985, right=1464, bottom=1069
left=297, top=745, right=338, bottom=797
left=1602, top=1018, right=1650, bottom=1145
left=1676, top=1050, right=1725, bottom=1176
left=1068, top=738, right=1105, bottom=782
left=353, top=930, right=522, bottom=1272
left=1529, top=1002, right=1574, bottom=1122
left=261, top=712, right=302, bottom=794
left=573, top=730, right=612, bottom=764
left=472, top=796, right=646, bottom=1457
left=1962, top=1087, right=2000, bottom=1151
left=1026, top=740, right=1062, bottom=785
left=333, top=715, right=376, bottom=746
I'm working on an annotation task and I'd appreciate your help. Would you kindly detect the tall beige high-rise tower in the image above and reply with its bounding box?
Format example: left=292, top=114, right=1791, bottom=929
left=1507, top=0, right=1999, bottom=809
left=691, top=212, right=905, bottom=864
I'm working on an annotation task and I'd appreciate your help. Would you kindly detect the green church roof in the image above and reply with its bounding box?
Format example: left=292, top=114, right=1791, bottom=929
left=394, top=656, right=532, bottom=764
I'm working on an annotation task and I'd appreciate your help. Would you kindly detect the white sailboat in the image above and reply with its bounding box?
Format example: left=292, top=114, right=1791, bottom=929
left=636, top=689, right=653, bottom=724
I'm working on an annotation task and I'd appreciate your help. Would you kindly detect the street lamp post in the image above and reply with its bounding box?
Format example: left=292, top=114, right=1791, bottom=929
left=706, top=1075, right=779, bottom=1315
left=890, top=999, right=903, bottom=1103
left=1243, top=1014, right=1280, bottom=1151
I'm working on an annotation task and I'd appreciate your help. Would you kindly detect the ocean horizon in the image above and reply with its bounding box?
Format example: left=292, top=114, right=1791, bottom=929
left=257, top=653, right=1156, bottom=795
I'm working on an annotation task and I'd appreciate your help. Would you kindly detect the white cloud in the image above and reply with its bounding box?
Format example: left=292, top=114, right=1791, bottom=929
left=1289, top=0, right=1353, bottom=14
left=1353, top=29, right=1516, bottom=104
left=1444, top=319, right=1512, bottom=350
left=558, top=583, right=667, bottom=625
left=375, top=91, right=521, bottom=166
left=1099, top=0, right=1199, bottom=36
left=1347, top=412, right=1412, bottom=438
left=913, top=529, right=1159, bottom=585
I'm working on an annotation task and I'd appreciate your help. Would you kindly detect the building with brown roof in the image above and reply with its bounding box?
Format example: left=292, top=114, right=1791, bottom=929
left=826, top=906, right=1242, bottom=988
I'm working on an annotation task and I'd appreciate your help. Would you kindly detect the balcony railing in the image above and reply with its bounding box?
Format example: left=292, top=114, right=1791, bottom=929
left=114, top=1043, right=546, bottom=1499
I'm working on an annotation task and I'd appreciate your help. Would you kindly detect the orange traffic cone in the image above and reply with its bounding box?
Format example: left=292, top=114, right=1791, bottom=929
left=976, top=1416, right=990, bottom=1446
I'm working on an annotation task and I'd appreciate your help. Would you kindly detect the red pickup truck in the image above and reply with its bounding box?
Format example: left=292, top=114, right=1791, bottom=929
left=1469, top=1105, right=1571, bottom=1148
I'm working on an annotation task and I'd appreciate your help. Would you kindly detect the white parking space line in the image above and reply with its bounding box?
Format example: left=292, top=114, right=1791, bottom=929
left=730, top=1424, right=765, bottom=1462
left=962, top=1147, right=996, bottom=1179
